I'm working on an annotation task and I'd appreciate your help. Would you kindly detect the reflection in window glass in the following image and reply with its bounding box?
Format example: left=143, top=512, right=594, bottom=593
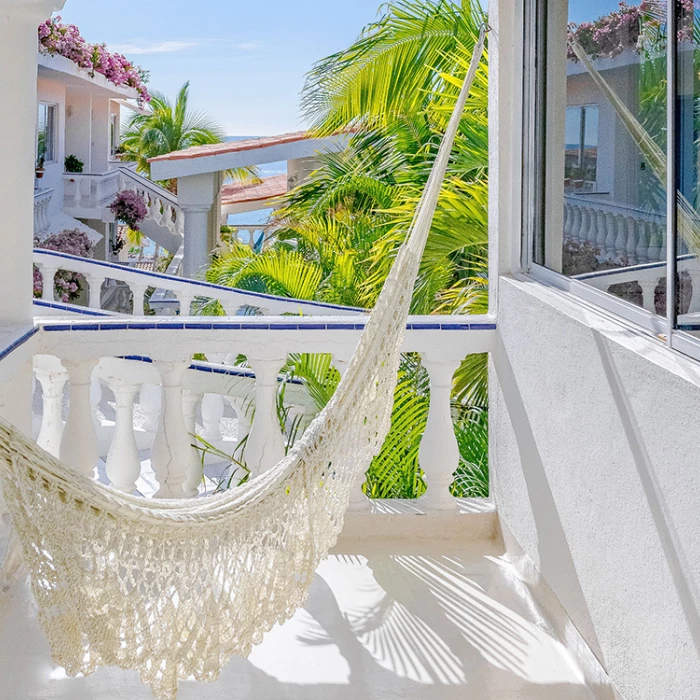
left=565, top=106, right=598, bottom=192
left=37, top=102, right=56, bottom=163
left=674, top=2, right=700, bottom=335
left=535, top=1, right=668, bottom=315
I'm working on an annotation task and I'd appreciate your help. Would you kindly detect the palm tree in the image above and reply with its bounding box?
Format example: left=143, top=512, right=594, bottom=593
left=121, top=81, right=258, bottom=189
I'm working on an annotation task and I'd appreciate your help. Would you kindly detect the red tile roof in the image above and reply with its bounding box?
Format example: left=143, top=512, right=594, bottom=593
left=221, top=174, right=288, bottom=206
left=150, top=131, right=315, bottom=163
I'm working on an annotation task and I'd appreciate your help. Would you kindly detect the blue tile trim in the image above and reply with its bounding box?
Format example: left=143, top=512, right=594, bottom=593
left=33, top=300, right=109, bottom=317
left=116, top=355, right=303, bottom=385
left=41, top=319, right=497, bottom=332
left=34, top=248, right=364, bottom=313
left=0, top=327, right=39, bottom=362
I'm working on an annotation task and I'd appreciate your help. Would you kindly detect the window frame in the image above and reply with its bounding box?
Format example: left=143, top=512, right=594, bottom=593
left=110, top=112, right=120, bottom=157
left=36, top=101, right=58, bottom=164
left=520, top=0, right=695, bottom=352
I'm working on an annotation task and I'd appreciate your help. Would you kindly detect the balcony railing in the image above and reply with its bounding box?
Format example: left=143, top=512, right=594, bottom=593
left=28, top=316, right=495, bottom=504
left=33, top=187, right=53, bottom=235
left=62, top=167, right=185, bottom=250
left=33, top=249, right=365, bottom=316
left=564, top=194, right=666, bottom=263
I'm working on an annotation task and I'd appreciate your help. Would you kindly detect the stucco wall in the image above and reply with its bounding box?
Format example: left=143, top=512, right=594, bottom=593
left=492, top=276, right=700, bottom=700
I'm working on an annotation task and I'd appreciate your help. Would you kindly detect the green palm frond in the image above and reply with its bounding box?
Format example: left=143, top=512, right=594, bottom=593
left=303, top=0, right=487, bottom=132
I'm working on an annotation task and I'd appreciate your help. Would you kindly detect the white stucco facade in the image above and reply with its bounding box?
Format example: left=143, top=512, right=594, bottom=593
left=489, top=0, right=700, bottom=697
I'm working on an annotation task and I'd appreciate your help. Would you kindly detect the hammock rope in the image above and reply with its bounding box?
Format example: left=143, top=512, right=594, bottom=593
left=0, top=27, right=488, bottom=700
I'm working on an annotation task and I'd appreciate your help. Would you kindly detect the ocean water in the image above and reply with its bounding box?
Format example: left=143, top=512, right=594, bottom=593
left=223, top=136, right=286, bottom=228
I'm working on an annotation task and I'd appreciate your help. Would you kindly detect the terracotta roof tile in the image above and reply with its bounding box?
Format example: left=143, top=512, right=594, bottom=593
left=221, top=174, right=288, bottom=206
left=150, top=131, right=314, bottom=163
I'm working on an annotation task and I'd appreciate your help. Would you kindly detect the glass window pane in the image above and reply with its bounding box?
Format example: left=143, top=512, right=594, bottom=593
left=674, top=1, right=700, bottom=335
left=535, top=1, right=668, bottom=317
left=37, top=103, right=55, bottom=163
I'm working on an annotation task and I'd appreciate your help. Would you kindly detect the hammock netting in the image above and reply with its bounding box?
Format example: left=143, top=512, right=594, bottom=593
left=0, top=30, right=486, bottom=700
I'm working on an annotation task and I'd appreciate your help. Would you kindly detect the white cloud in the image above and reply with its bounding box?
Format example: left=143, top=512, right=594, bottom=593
left=234, top=41, right=263, bottom=51
left=110, top=40, right=209, bottom=55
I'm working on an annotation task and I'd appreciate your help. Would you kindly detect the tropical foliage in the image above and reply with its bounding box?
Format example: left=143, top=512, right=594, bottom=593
left=121, top=82, right=258, bottom=189
left=205, top=0, right=490, bottom=498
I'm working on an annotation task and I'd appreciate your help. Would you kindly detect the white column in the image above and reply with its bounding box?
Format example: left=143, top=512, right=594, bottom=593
left=418, top=354, right=461, bottom=509
left=34, top=357, right=68, bottom=457
left=244, top=356, right=286, bottom=478
left=0, top=0, right=64, bottom=324
left=86, top=274, right=105, bottom=310
left=182, top=205, right=211, bottom=279
left=105, top=378, right=141, bottom=493
left=151, top=361, right=192, bottom=498
left=60, top=359, right=99, bottom=478
left=182, top=389, right=203, bottom=497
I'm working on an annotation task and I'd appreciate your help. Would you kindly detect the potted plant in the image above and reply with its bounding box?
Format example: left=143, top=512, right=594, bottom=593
left=35, top=155, right=45, bottom=179
left=64, top=154, right=84, bottom=175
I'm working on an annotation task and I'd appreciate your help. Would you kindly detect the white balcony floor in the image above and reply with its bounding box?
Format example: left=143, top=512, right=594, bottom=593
left=0, top=529, right=620, bottom=700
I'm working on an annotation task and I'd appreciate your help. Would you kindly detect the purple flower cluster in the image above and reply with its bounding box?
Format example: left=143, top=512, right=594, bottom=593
left=34, top=229, right=95, bottom=303
left=568, top=1, right=697, bottom=61
left=38, top=17, right=150, bottom=104
left=109, top=190, right=148, bottom=231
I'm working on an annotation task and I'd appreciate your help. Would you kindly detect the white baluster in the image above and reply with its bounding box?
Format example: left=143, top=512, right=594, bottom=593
left=201, top=393, right=225, bottom=442
left=34, top=357, right=68, bottom=457
left=177, top=291, right=195, bottom=316
left=60, top=359, right=99, bottom=478
left=639, top=278, right=659, bottom=313
left=244, top=356, right=286, bottom=478
left=139, top=382, right=162, bottom=433
left=595, top=210, right=607, bottom=255
left=221, top=300, right=242, bottom=316
left=105, top=378, right=141, bottom=493
left=40, top=265, right=57, bottom=301
left=647, top=221, right=662, bottom=262
left=182, top=389, right=203, bottom=497
left=570, top=206, right=581, bottom=243
left=130, top=283, right=148, bottom=316
left=40, top=198, right=50, bottom=232
left=636, top=219, right=649, bottom=263
left=625, top=216, right=638, bottom=264
left=418, top=354, right=461, bottom=509
left=151, top=361, right=192, bottom=498
left=604, top=212, right=617, bottom=259
left=86, top=274, right=105, bottom=310
left=614, top=214, right=628, bottom=259
left=585, top=206, right=597, bottom=247
left=229, top=396, right=251, bottom=444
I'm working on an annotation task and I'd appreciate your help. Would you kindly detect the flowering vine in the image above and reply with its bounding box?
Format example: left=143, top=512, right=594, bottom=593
left=38, top=17, right=150, bottom=104
left=109, top=190, right=148, bottom=231
left=34, top=229, right=94, bottom=303
left=567, top=0, right=696, bottom=61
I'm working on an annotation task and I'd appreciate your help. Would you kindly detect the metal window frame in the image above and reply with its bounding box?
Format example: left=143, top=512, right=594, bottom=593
left=520, top=0, right=700, bottom=359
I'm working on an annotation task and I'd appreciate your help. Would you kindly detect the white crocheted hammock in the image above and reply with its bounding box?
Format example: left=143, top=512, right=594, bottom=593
left=0, top=30, right=486, bottom=700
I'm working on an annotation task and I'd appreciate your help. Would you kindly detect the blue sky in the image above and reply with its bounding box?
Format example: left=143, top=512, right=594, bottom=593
left=58, top=0, right=386, bottom=136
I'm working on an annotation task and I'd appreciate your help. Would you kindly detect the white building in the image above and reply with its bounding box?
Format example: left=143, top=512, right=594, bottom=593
left=0, top=1, right=698, bottom=700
